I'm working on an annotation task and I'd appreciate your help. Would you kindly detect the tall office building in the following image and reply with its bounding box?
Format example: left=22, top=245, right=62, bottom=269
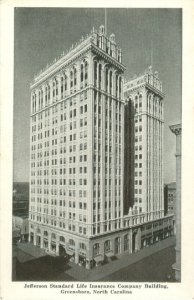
left=29, top=25, right=126, bottom=268
left=29, top=26, right=173, bottom=269
left=124, top=67, right=164, bottom=220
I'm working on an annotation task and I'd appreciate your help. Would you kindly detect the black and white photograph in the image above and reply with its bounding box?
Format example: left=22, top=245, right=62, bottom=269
left=0, top=1, right=194, bottom=300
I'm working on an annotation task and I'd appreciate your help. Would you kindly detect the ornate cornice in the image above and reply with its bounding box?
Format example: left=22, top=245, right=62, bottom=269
left=31, top=41, right=125, bottom=90
left=124, top=82, right=164, bottom=98
left=31, top=45, right=92, bottom=89
left=145, top=83, right=165, bottom=98
left=91, top=44, right=125, bottom=73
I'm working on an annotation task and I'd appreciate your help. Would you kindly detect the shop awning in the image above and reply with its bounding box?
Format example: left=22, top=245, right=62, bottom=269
left=94, top=255, right=104, bottom=263
left=66, top=249, right=75, bottom=256
left=105, top=251, right=114, bottom=258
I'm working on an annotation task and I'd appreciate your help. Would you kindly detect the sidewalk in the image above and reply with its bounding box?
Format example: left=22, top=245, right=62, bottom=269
left=65, top=236, right=175, bottom=281
left=16, top=242, right=46, bottom=260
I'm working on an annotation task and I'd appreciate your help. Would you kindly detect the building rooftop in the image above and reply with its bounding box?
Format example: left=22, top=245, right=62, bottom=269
left=124, top=66, right=163, bottom=93
left=31, top=24, right=123, bottom=87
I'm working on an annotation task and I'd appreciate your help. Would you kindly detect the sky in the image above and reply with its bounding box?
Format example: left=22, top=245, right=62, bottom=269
left=13, top=8, right=182, bottom=183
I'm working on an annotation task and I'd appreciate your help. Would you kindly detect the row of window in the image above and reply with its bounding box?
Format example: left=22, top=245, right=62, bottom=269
left=32, top=63, right=88, bottom=113
left=30, top=214, right=88, bottom=234
left=31, top=200, right=87, bottom=209
left=94, top=62, right=122, bottom=97
left=31, top=166, right=88, bottom=178
left=31, top=188, right=88, bottom=197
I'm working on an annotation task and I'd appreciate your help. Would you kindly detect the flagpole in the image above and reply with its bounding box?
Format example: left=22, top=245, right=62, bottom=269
left=105, top=8, right=107, bottom=35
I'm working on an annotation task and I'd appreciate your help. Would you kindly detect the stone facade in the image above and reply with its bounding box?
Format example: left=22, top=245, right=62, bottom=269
left=124, top=67, right=164, bottom=220
left=29, top=25, right=174, bottom=269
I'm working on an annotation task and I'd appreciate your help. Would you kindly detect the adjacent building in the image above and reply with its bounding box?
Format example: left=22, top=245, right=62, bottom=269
left=124, top=66, right=164, bottom=220
left=164, top=182, right=176, bottom=215
left=29, top=25, right=173, bottom=269
left=13, top=182, right=29, bottom=243
left=170, top=124, right=181, bottom=281
left=13, top=216, right=29, bottom=242
left=13, top=182, right=29, bottom=217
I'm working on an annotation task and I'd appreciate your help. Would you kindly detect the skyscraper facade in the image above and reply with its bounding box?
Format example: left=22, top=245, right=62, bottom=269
left=124, top=67, right=164, bottom=220
left=29, top=25, right=126, bottom=268
left=29, top=26, right=173, bottom=269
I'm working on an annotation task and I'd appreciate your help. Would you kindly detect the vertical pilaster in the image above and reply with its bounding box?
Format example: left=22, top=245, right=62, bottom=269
left=87, top=83, right=93, bottom=228
left=170, top=124, right=181, bottom=281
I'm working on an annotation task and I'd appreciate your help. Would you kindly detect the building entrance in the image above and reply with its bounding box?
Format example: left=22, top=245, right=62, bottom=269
left=59, top=244, right=66, bottom=256
left=78, top=254, right=86, bottom=267
left=36, top=235, right=41, bottom=247
left=30, top=232, right=34, bottom=243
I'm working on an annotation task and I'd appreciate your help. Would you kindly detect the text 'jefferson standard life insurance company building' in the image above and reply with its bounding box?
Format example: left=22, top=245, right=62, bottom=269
left=29, top=25, right=173, bottom=269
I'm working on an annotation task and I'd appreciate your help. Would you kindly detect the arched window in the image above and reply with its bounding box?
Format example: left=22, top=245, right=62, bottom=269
left=51, top=233, right=56, bottom=240
left=139, top=94, right=142, bottom=110
left=44, top=230, right=48, bottom=236
left=38, top=90, right=41, bottom=108
left=48, top=85, right=50, bottom=101
left=104, top=240, right=111, bottom=253
left=70, top=70, right=73, bottom=88
left=124, top=234, right=129, bottom=251
left=98, top=64, right=102, bottom=89
left=45, top=86, right=48, bottom=105
left=81, top=64, right=84, bottom=83
left=56, top=79, right=58, bottom=96
left=119, top=77, right=122, bottom=98
left=60, top=236, right=65, bottom=242
left=94, top=61, right=97, bottom=86
left=79, top=242, right=86, bottom=250
left=69, top=239, right=75, bottom=250
left=61, top=76, right=63, bottom=95
left=69, top=239, right=75, bottom=246
left=85, top=61, right=88, bottom=83
left=105, top=69, right=108, bottom=92
left=74, top=68, right=77, bottom=87
left=115, top=237, right=121, bottom=254
left=93, top=243, right=100, bottom=256
left=64, top=74, right=67, bottom=92
left=109, top=71, right=112, bottom=94
left=41, top=89, right=43, bottom=108
left=115, top=74, right=118, bottom=97
left=52, top=81, right=56, bottom=97
left=135, top=95, right=138, bottom=109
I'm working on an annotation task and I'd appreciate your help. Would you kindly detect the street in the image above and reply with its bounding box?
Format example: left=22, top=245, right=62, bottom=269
left=13, top=236, right=176, bottom=282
